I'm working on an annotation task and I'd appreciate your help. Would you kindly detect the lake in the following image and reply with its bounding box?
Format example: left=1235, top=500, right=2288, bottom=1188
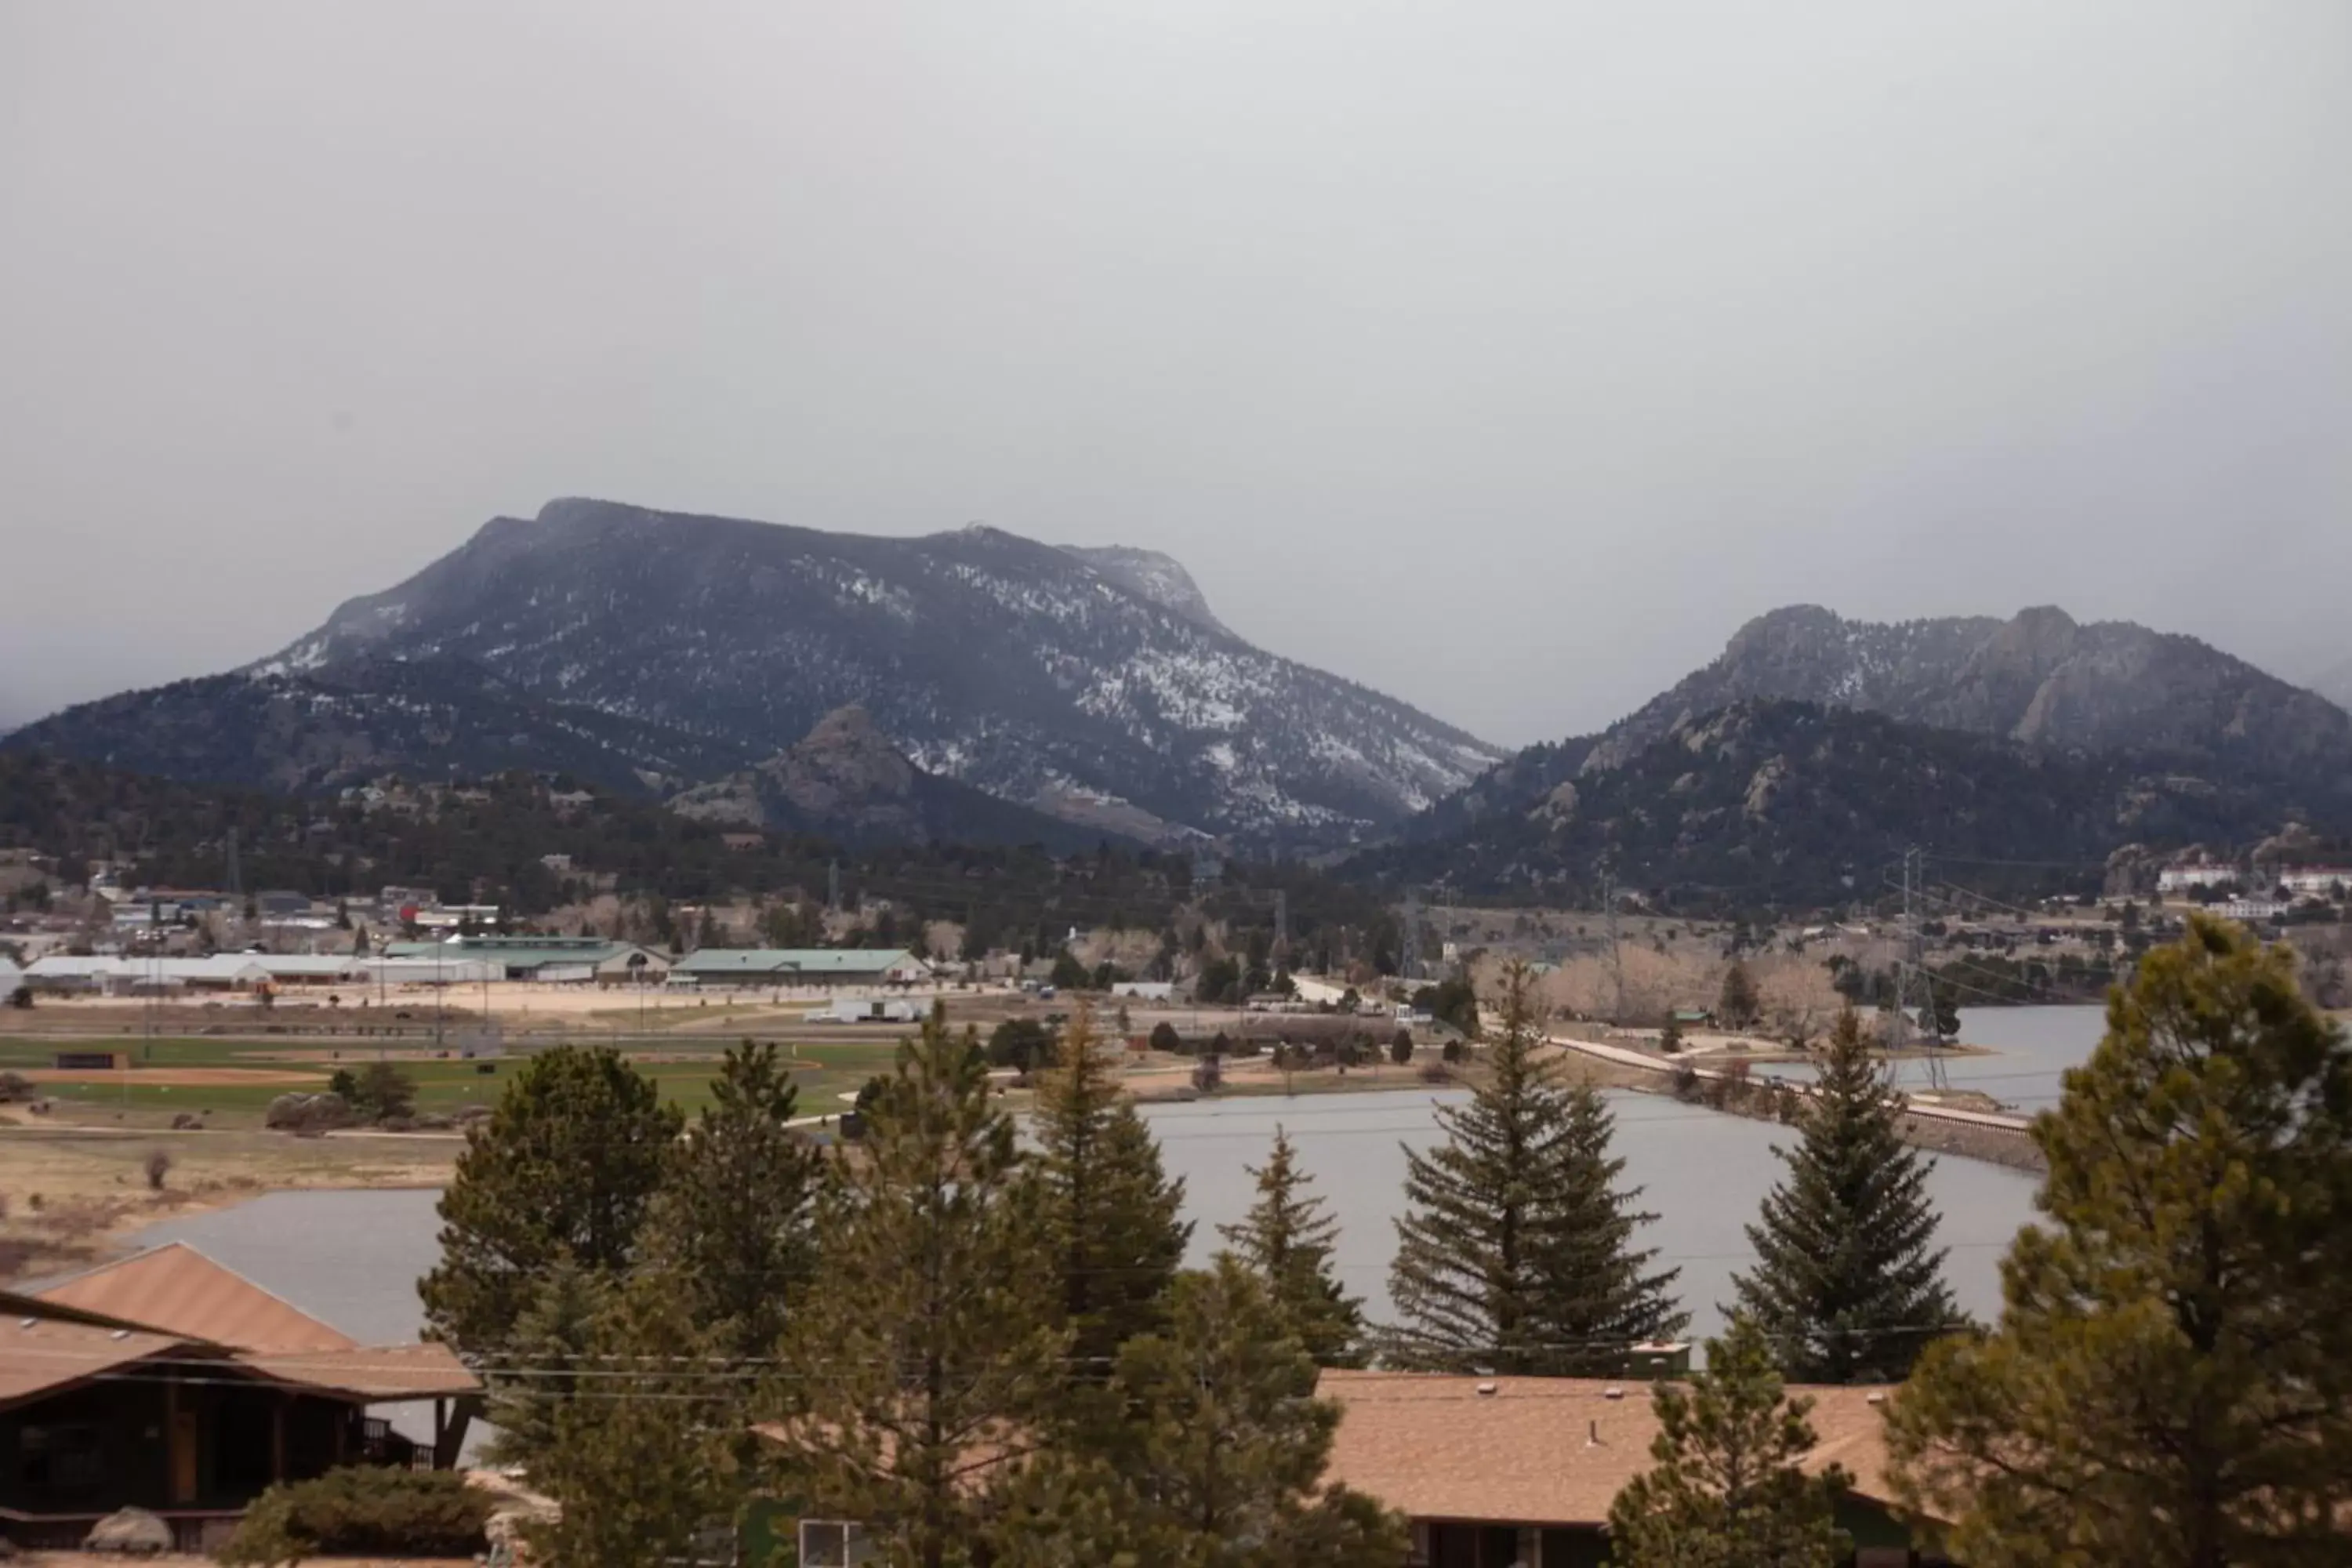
left=1755, top=1003, right=2109, bottom=1113
left=126, top=1086, right=2047, bottom=1372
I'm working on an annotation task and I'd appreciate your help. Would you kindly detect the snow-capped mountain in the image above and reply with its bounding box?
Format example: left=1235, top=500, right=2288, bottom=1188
left=19, top=499, right=1499, bottom=844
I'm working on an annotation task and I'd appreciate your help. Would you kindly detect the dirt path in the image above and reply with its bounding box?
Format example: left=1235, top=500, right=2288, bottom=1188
left=16, top=1065, right=328, bottom=1087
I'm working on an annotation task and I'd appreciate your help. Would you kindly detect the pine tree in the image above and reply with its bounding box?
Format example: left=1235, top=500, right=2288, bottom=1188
left=1388, top=961, right=1685, bottom=1374
left=1731, top=1005, right=1962, bottom=1382
left=1218, top=1127, right=1365, bottom=1367
left=1716, top=960, right=1759, bottom=1031
left=1029, top=1005, right=1190, bottom=1381
left=528, top=1270, right=736, bottom=1568
left=642, top=1037, right=818, bottom=1364
left=1607, top=1315, right=1852, bottom=1568
left=420, top=1044, right=681, bottom=1356
left=483, top=1254, right=604, bottom=1469
left=1887, top=916, right=2352, bottom=1566
left=1068, top=1259, right=1408, bottom=1567
left=768, top=1004, right=1065, bottom=1568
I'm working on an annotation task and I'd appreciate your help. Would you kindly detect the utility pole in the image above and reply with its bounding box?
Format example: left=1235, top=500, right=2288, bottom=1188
left=827, top=859, right=840, bottom=916
left=1399, top=887, right=1421, bottom=985
left=1272, top=889, right=1289, bottom=967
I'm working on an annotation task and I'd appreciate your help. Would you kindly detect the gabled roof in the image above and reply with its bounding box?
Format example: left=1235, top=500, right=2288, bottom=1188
left=33, top=1243, right=358, bottom=1354
left=1316, top=1369, right=1912, bottom=1527
left=0, top=1315, right=190, bottom=1410
left=239, top=1342, right=479, bottom=1400
left=673, top=947, right=917, bottom=975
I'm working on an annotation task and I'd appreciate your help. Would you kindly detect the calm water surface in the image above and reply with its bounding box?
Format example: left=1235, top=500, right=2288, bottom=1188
left=1757, top=1004, right=2107, bottom=1113
left=131, top=1087, right=2045, bottom=1357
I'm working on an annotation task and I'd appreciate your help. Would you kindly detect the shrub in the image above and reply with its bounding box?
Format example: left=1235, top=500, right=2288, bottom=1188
left=216, top=1467, right=492, bottom=1565
left=1390, top=1029, right=1413, bottom=1065
left=1148, top=1020, right=1184, bottom=1054
left=1440, top=1038, right=1464, bottom=1065
left=143, top=1150, right=172, bottom=1190
left=327, top=1068, right=359, bottom=1102
left=1671, top=1064, right=1702, bottom=1103
left=1191, top=1055, right=1223, bottom=1094
left=355, top=1061, right=417, bottom=1121
left=1417, top=1061, right=1453, bottom=1085
left=5, top=984, right=31, bottom=1010
left=0, top=1070, right=35, bottom=1103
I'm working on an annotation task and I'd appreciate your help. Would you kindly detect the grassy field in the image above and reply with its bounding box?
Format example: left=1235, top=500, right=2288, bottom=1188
left=0, top=1032, right=908, bottom=1129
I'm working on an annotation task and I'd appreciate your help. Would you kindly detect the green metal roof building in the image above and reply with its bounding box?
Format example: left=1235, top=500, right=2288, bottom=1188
left=379, top=936, right=668, bottom=984
left=669, top=949, right=927, bottom=986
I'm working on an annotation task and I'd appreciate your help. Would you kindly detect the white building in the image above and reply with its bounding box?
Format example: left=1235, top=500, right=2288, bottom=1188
left=2220, top=897, right=2290, bottom=922
left=2157, top=864, right=2238, bottom=895
left=2276, top=866, right=2352, bottom=900
left=1109, top=981, right=1174, bottom=1002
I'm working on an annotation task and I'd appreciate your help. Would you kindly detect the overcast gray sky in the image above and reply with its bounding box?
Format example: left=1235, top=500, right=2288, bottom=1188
left=3, top=1, right=2347, bottom=746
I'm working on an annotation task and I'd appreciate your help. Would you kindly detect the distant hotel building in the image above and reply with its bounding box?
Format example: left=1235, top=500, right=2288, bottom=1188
left=2157, top=863, right=2238, bottom=895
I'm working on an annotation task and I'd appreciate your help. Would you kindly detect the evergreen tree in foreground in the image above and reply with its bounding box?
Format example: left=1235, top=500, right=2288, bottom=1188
left=528, top=1269, right=737, bottom=1568
left=1388, top=961, right=1685, bottom=1374
left=642, top=1037, right=818, bottom=1364
left=768, top=1005, right=1065, bottom=1568
left=1606, top=1314, right=1852, bottom=1568
left=482, top=1254, right=604, bottom=1470
left=1888, top=916, right=2352, bottom=1566
left=1029, top=1005, right=1190, bottom=1382
left=1731, top=1005, right=1962, bottom=1382
left=995, top=1261, right=1407, bottom=1567
left=420, top=1044, right=681, bottom=1357
left=1218, top=1127, right=1366, bottom=1367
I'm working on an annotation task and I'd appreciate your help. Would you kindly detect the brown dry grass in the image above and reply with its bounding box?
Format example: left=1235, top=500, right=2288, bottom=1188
left=0, top=1127, right=456, bottom=1283
left=18, top=1065, right=329, bottom=1087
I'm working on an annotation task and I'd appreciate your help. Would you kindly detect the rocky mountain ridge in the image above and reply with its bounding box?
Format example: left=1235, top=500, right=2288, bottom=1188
left=1582, top=604, right=2352, bottom=779
left=1367, top=698, right=2343, bottom=909
left=667, top=706, right=1117, bottom=851
left=13, top=499, right=1501, bottom=846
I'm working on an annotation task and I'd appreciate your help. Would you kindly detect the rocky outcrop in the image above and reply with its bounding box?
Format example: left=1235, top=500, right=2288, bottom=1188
left=670, top=706, right=1121, bottom=850
left=1577, top=604, right=2352, bottom=791
left=265, top=1091, right=352, bottom=1133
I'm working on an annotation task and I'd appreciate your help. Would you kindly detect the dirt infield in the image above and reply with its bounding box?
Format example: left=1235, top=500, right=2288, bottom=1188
left=19, top=1065, right=329, bottom=1087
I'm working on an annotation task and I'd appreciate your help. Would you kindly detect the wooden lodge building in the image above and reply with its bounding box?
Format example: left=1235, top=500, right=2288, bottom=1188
left=0, top=1244, right=479, bottom=1551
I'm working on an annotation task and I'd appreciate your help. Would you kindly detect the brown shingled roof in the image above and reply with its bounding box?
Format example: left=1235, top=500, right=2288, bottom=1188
left=1316, top=1369, right=1911, bottom=1528
left=33, top=1243, right=358, bottom=1353
left=0, top=1316, right=191, bottom=1410
left=241, top=1341, right=481, bottom=1400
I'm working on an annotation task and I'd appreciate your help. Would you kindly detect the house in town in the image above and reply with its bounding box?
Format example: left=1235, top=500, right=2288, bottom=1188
left=1316, top=1369, right=1949, bottom=1567
left=0, top=1245, right=479, bottom=1551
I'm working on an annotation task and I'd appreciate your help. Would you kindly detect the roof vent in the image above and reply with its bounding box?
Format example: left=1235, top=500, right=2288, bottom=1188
left=1475, top=1381, right=1498, bottom=1398
left=110, top=1329, right=131, bottom=1341
left=1603, top=1386, right=1624, bottom=1400
left=18, top=1318, right=35, bottom=1330
left=1865, top=1392, right=1887, bottom=1406
left=1587, top=1419, right=1602, bottom=1446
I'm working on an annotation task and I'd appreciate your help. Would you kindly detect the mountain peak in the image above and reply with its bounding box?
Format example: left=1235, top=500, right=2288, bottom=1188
left=1059, top=543, right=1229, bottom=635
left=20, top=499, right=1499, bottom=845
left=1583, top=603, right=2351, bottom=779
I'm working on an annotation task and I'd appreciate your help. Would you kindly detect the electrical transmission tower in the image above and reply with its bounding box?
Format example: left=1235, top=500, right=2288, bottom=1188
left=1894, top=847, right=1947, bottom=1090
left=1602, top=860, right=1626, bottom=1025
left=1399, top=887, right=1421, bottom=985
